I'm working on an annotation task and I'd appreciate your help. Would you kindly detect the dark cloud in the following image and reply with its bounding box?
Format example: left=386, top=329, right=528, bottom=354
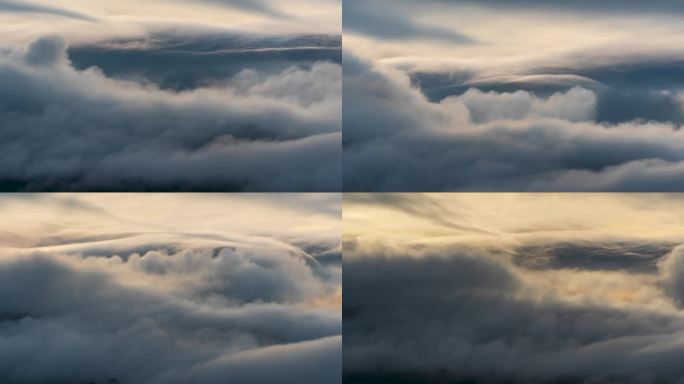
left=343, top=0, right=474, bottom=42
left=0, top=0, right=96, bottom=21
left=343, top=53, right=684, bottom=191
left=0, top=36, right=341, bottom=191
left=411, top=56, right=684, bottom=125
left=344, top=244, right=684, bottom=383
left=514, top=242, right=675, bottom=273
left=69, top=32, right=341, bottom=91
left=24, top=35, right=69, bottom=66
left=0, top=195, right=341, bottom=384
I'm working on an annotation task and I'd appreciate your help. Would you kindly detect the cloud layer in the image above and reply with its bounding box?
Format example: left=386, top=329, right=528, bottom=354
left=0, top=0, right=341, bottom=191
left=343, top=0, right=684, bottom=191
left=344, top=194, right=684, bottom=383
left=0, top=194, right=341, bottom=383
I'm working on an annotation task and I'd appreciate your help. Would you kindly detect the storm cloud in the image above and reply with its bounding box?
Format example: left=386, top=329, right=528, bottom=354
left=0, top=193, right=342, bottom=384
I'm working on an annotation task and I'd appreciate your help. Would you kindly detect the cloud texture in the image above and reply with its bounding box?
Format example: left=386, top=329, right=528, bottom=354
left=344, top=194, right=684, bottom=383
left=0, top=0, right=341, bottom=191
left=343, top=0, right=684, bottom=191
left=0, top=194, right=341, bottom=383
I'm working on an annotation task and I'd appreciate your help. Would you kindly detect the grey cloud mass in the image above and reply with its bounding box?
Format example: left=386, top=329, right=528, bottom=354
left=0, top=35, right=341, bottom=191
left=343, top=53, right=684, bottom=191
left=343, top=0, right=473, bottom=43
left=0, top=0, right=341, bottom=191
left=0, top=194, right=341, bottom=384
left=344, top=195, right=684, bottom=383
left=343, top=0, right=684, bottom=191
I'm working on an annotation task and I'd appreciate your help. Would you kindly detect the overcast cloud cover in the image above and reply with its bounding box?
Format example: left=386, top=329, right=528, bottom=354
left=0, top=193, right=341, bottom=383
left=0, top=0, right=340, bottom=191
left=343, top=0, right=684, bottom=191
left=343, top=194, right=684, bottom=383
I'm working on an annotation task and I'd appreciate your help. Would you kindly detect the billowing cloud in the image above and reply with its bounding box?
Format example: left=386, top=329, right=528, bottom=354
left=343, top=52, right=684, bottom=191
left=343, top=0, right=684, bottom=191
left=0, top=0, right=341, bottom=191
left=0, top=193, right=341, bottom=384
left=344, top=194, right=684, bottom=383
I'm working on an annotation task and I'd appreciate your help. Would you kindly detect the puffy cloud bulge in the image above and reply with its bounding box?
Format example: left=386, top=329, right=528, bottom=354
left=343, top=0, right=684, bottom=191
left=343, top=194, right=684, bottom=383
left=0, top=0, right=341, bottom=191
left=0, top=194, right=342, bottom=383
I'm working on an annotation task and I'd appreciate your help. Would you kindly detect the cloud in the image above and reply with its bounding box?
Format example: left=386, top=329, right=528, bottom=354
left=343, top=53, right=684, bottom=191
left=0, top=194, right=341, bottom=384
left=344, top=194, right=684, bottom=382
left=68, top=31, right=341, bottom=91
left=23, top=35, right=69, bottom=66
left=343, top=0, right=473, bottom=42
left=451, top=0, right=684, bottom=15
left=0, top=0, right=96, bottom=21
left=344, top=230, right=684, bottom=382
left=0, top=36, right=341, bottom=191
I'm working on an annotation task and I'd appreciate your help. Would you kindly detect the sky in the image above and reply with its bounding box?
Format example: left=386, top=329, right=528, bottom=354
left=0, top=193, right=341, bottom=383
left=344, top=193, right=684, bottom=383
left=343, top=0, right=684, bottom=191
left=0, top=0, right=341, bottom=191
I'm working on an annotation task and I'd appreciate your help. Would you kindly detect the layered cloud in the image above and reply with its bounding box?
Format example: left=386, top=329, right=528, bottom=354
left=343, top=0, right=684, bottom=191
left=0, top=194, right=341, bottom=383
left=344, top=194, right=684, bottom=383
left=0, top=0, right=341, bottom=191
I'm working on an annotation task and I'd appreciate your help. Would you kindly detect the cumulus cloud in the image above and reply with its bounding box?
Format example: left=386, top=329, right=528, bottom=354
left=343, top=53, right=684, bottom=191
left=0, top=35, right=341, bottom=191
left=0, top=0, right=341, bottom=191
left=344, top=194, right=684, bottom=383
left=343, top=0, right=684, bottom=191
left=0, top=194, right=341, bottom=384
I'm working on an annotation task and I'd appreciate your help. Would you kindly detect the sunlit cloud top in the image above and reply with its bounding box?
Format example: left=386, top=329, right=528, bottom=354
left=0, top=193, right=341, bottom=383
left=345, top=193, right=684, bottom=250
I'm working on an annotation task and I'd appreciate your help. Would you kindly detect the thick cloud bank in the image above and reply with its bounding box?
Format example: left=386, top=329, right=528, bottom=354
left=344, top=194, right=684, bottom=383
left=0, top=0, right=341, bottom=191
left=343, top=53, right=684, bottom=191
left=0, top=194, right=341, bottom=383
left=0, top=35, right=340, bottom=191
left=343, top=0, right=684, bottom=191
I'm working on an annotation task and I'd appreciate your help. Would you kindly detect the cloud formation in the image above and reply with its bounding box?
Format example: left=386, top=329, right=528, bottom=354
left=0, top=0, right=341, bottom=191
left=343, top=0, right=684, bottom=191
left=0, top=35, right=340, bottom=191
left=343, top=52, right=684, bottom=191
left=344, top=194, right=684, bottom=383
left=0, top=194, right=341, bottom=384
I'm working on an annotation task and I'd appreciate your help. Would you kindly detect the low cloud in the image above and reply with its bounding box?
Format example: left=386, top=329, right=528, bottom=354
left=343, top=53, right=684, bottom=191
left=344, top=219, right=684, bottom=382
left=0, top=194, right=341, bottom=384
left=0, top=36, right=341, bottom=191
